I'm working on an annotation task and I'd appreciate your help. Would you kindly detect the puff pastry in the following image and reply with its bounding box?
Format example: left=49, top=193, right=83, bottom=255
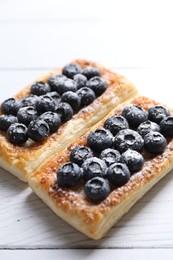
left=0, top=59, right=137, bottom=182
left=28, top=96, right=173, bottom=239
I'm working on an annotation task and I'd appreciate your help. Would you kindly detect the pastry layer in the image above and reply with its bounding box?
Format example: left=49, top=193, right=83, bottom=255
left=0, top=59, right=137, bottom=182
left=28, top=96, right=173, bottom=239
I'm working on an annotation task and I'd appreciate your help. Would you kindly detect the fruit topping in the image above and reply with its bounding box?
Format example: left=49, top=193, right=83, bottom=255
left=73, top=74, right=87, bottom=89
left=40, top=112, right=61, bottom=133
left=87, top=128, right=113, bottom=152
left=107, top=163, right=130, bottom=187
left=57, top=78, right=77, bottom=95
left=22, top=95, right=39, bottom=108
left=121, top=149, right=144, bottom=173
left=7, top=123, right=28, bottom=145
left=86, top=76, right=107, bottom=96
left=122, top=104, right=148, bottom=128
left=100, top=148, right=121, bottom=167
left=0, top=115, right=18, bottom=131
left=17, top=106, right=38, bottom=126
left=61, top=91, right=81, bottom=110
left=104, top=115, right=129, bottom=136
left=36, top=95, right=56, bottom=113
left=28, top=119, right=50, bottom=142
left=160, top=116, right=173, bottom=137
left=57, top=162, right=83, bottom=187
left=84, top=177, right=110, bottom=201
left=77, top=87, right=95, bottom=107
left=1, top=98, right=22, bottom=116
left=1, top=63, right=108, bottom=145
left=55, top=102, right=73, bottom=122
left=62, top=63, right=82, bottom=79
left=144, top=131, right=167, bottom=154
left=114, top=129, right=144, bottom=153
left=48, top=74, right=67, bottom=92
left=56, top=103, right=173, bottom=202
left=46, top=91, right=61, bottom=104
left=31, top=82, right=51, bottom=96
left=148, top=105, right=171, bottom=124
left=137, top=120, right=160, bottom=137
left=82, top=157, right=107, bottom=181
left=82, top=67, right=100, bottom=79
left=70, top=146, right=93, bottom=166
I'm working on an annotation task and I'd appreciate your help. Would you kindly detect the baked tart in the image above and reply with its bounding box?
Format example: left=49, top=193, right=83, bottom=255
left=28, top=96, right=173, bottom=239
left=0, top=59, right=137, bottom=182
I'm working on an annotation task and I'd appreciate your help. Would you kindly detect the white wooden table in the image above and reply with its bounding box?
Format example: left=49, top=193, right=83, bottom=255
left=1, top=1, right=173, bottom=259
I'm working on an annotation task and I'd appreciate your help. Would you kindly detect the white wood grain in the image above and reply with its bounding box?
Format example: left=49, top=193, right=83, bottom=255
left=1, top=0, right=173, bottom=69
left=1, top=249, right=173, bottom=260
left=0, top=20, right=152, bottom=69
left=0, top=0, right=115, bottom=20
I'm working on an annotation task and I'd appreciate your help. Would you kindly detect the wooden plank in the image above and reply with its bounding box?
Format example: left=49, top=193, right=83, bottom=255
left=0, top=0, right=115, bottom=20
left=1, top=0, right=170, bottom=22
left=0, top=1, right=173, bottom=69
left=1, top=249, right=173, bottom=260
left=0, top=20, right=130, bottom=69
left=0, top=20, right=155, bottom=69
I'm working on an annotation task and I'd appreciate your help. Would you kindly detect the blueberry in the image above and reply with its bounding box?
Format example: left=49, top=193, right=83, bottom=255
left=57, top=162, right=83, bottom=187
left=100, top=148, right=121, bottom=167
left=122, top=104, right=148, bottom=128
left=86, top=76, right=107, bottom=96
left=104, top=116, right=129, bottom=136
left=17, top=106, right=38, bottom=126
left=61, top=91, right=81, bottom=110
left=144, top=131, right=167, bottom=154
left=0, top=115, right=18, bottom=131
left=1, top=98, right=22, bottom=116
left=107, top=163, right=130, bottom=187
left=36, top=95, right=56, bottom=113
left=31, top=82, right=51, bottom=96
left=70, top=146, right=94, bottom=166
left=84, top=177, right=110, bottom=201
left=55, top=102, right=73, bottom=122
left=40, top=112, right=61, bottom=133
left=77, top=87, right=96, bottom=107
left=57, top=79, right=77, bottom=95
left=82, top=157, right=107, bottom=181
left=137, top=120, right=160, bottom=137
left=28, top=119, right=50, bottom=142
left=7, top=123, right=28, bottom=145
left=46, top=91, right=61, bottom=104
left=82, top=67, right=101, bottom=79
left=73, top=74, right=87, bottom=89
left=148, top=105, right=171, bottom=124
left=114, top=129, right=144, bottom=153
left=160, top=116, right=173, bottom=137
left=121, top=149, right=145, bottom=173
left=22, top=95, right=39, bottom=108
left=62, top=63, right=82, bottom=78
left=87, top=128, right=113, bottom=152
left=48, top=74, right=67, bottom=92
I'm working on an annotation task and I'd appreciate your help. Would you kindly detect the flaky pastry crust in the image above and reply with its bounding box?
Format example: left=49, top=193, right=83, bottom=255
left=28, top=96, right=173, bottom=239
left=0, top=59, right=137, bottom=182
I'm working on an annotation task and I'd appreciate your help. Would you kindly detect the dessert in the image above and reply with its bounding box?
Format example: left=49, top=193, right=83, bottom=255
left=0, top=59, right=137, bottom=182
left=28, top=96, right=173, bottom=239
